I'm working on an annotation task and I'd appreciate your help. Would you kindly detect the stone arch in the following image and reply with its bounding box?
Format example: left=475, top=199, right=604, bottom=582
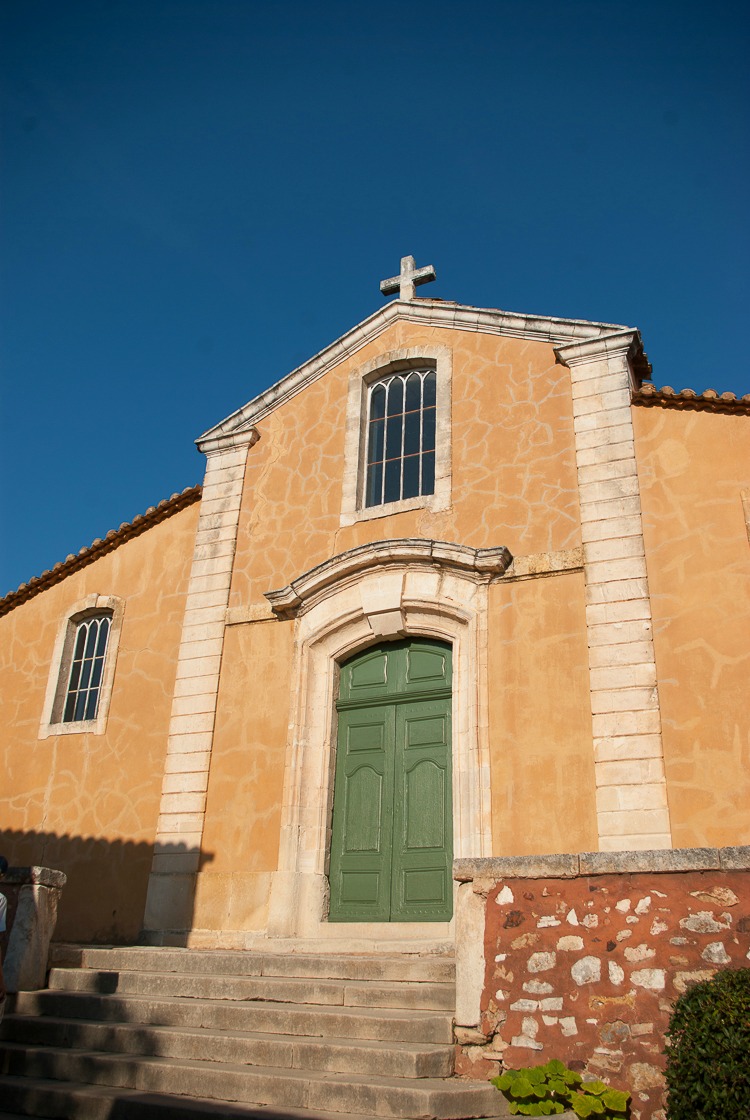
left=265, top=539, right=512, bottom=940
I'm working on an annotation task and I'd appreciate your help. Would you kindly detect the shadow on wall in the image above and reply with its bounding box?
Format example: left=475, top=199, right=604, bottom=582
left=0, top=829, right=212, bottom=946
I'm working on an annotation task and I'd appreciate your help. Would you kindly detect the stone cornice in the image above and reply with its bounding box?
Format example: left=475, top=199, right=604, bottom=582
left=198, top=300, right=630, bottom=449
left=197, top=425, right=260, bottom=456
left=265, top=539, right=513, bottom=619
left=554, top=329, right=652, bottom=383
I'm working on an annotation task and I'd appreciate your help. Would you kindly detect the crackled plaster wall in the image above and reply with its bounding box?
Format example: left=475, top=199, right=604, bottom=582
left=229, top=320, right=582, bottom=613
left=0, top=504, right=199, bottom=941
left=191, top=320, right=590, bottom=911
left=633, top=406, right=750, bottom=847
left=487, top=570, right=599, bottom=857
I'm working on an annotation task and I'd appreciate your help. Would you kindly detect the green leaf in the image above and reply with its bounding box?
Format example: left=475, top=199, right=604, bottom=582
left=601, top=1089, right=630, bottom=1112
left=493, top=1073, right=513, bottom=1091
left=543, top=1059, right=567, bottom=1076
left=583, top=1081, right=609, bottom=1097
left=509, top=1102, right=520, bottom=1115
left=510, top=1077, right=536, bottom=1099
left=527, top=1067, right=546, bottom=1085
left=547, top=1078, right=569, bottom=1096
left=570, top=1094, right=594, bottom=1118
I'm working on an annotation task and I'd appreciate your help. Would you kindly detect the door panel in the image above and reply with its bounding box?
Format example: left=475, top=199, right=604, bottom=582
left=329, top=641, right=452, bottom=923
left=391, top=698, right=452, bottom=921
left=328, top=705, right=394, bottom=921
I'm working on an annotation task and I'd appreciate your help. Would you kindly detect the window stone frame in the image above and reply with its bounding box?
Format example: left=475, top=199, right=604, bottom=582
left=39, top=594, right=125, bottom=739
left=340, top=345, right=452, bottom=526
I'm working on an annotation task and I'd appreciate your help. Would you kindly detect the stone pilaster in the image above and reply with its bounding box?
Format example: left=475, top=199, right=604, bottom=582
left=556, top=333, right=672, bottom=852
left=143, top=429, right=257, bottom=941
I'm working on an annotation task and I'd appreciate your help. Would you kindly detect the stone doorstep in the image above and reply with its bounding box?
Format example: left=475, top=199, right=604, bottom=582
left=46, top=967, right=455, bottom=1012
left=13, top=990, right=455, bottom=1044
left=4, top=1014, right=456, bottom=1079
left=1, top=1045, right=508, bottom=1120
left=49, top=944, right=456, bottom=984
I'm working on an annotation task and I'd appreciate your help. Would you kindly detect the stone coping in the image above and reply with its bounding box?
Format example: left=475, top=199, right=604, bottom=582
left=0, top=866, right=67, bottom=889
left=453, top=846, right=750, bottom=881
left=199, top=298, right=634, bottom=445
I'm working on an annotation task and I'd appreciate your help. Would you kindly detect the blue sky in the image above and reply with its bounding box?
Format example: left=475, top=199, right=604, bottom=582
left=2, top=0, right=748, bottom=594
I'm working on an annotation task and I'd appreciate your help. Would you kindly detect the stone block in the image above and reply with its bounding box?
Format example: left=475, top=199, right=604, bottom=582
left=585, top=597, right=652, bottom=625
left=596, top=783, right=669, bottom=814
left=580, top=514, right=643, bottom=544
left=453, top=854, right=580, bottom=881
left=591, top=708, right=661, bottom=736
left=594, top=733, right=664, bottom=762
left=579, top=495, right=643, bottom=526
left=143, top=872, right=197, bottom=934
left=719, top=846, right=750, bottom=870
left=589, top=663, right=657, bottom=691
left=584, top=534, right=645, bottom=563
left=577, top=457, right=638, bottom=485
left=579, top=847, right=721, bottom=875
left=576, top=439, right=635, bottom=468
left=597, top=808, right=671, bottom=837
left=2, top=867, right=66, bottom=991
left=590, top=686, right=659, bottom=715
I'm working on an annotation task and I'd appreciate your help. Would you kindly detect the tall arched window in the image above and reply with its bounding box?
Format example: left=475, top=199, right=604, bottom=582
left=61, top=614, right=112, bottom=723
left=39, top=594, right=125, bottom=738
left=365, top=368, right=436, bottom=508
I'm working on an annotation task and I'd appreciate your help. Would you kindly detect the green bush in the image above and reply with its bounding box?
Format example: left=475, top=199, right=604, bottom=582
left=492, top=1059, right=630, bottom=1118
left=664, top=966, right=750, bottom=1120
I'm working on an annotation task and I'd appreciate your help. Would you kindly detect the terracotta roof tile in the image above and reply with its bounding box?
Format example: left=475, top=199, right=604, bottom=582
left=633, top=384, right=750, bottom=414
left=0, top=485, right=202, bottom=618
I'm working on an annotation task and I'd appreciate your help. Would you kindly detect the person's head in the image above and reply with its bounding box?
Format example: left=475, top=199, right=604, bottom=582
left=0, top=856, right=8, bottom=875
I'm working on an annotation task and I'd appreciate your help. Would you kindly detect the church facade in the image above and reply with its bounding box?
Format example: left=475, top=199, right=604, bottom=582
left=2, top=259, right=749, bottom=950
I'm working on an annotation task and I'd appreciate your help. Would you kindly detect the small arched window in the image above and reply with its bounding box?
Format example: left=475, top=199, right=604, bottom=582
left=365, top=368, right=436, bottom=508
left=39, top=594, right=125, bottom=738
left=61, top=614, right=112, bottom=723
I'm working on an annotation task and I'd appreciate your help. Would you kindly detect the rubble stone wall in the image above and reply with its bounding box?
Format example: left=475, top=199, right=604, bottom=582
left=453, top=848, right=750, bottom=1120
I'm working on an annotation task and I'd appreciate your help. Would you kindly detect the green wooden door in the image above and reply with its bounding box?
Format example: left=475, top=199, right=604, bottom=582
left=328, top=640, right=452, bottom=922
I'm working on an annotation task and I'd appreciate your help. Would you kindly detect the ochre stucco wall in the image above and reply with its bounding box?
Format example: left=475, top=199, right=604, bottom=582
left=197, top=320, right=593, bottom=893
left=487, top=571, right=599, bottom=856
left=633, top=405, right=750, bottom=847
left=229, top=322, right=581, bottom=613
left=193, top=619, right=294, bottom=935
left=0, top=503, right=199, bottom=941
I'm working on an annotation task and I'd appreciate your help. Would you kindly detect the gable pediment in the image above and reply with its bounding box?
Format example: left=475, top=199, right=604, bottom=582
left=196, top=298, right=637, bottom=452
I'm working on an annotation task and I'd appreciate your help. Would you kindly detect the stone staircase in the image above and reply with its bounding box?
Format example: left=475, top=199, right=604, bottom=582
left=0, top=945, right=507, bottom=1120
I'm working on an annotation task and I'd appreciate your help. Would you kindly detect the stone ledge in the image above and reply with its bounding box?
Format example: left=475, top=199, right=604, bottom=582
left=453, top=845, right=750, bottom=881
left=454, top=854, right=580, bottom=881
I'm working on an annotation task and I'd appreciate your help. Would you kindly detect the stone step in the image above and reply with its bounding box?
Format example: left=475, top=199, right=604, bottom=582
left=12, top=990, right=454, bottom=1044
left=4, top=1013, right=455, bottom=1078
left=1, top=1043, right=507, bottom=1119
left=47, top=966, right=454, bottom=1011
left=50, top=945, right=455, bottom=984
left=0, top=1076, right=390, bottom=1120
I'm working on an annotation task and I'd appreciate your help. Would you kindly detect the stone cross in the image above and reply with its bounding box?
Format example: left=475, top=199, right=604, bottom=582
left=380, top=255, right=437, bottom=301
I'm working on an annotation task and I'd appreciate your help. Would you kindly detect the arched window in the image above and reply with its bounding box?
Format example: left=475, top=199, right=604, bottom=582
left=61, top=614, right=112, bottom=723
left=39, top=594, right=125, bottom=738
left=365, top=369, right=436, bottom=507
